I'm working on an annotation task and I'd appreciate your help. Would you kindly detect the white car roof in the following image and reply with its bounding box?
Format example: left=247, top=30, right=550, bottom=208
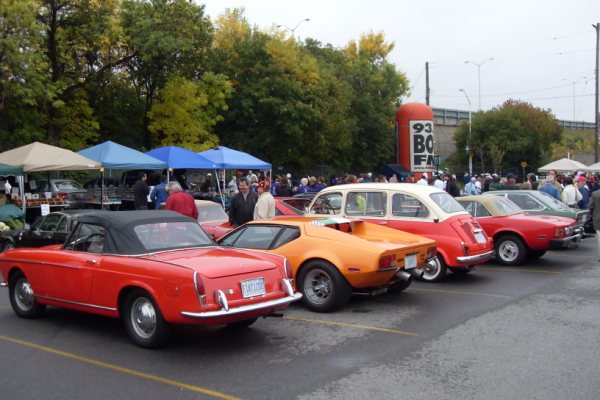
left=318, top=182, right=446, bottom=194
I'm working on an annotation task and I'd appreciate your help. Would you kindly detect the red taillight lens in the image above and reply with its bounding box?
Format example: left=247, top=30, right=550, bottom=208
left=426, top=247, right=437, bottom=259
left=378, top=254, right=397, bottom=270
left=194, top=271, right=207, bottom=306
left=284, top=258, right=293, bottom=279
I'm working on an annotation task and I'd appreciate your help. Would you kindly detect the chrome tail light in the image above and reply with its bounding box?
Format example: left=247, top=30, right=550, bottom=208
left=215, top=290, right=229, bottom=311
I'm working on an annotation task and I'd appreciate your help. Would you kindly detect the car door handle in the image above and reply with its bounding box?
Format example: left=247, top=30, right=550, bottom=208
left=86, top=259, right=97, bottom=264
left=377, top=221, right=388, bottom=225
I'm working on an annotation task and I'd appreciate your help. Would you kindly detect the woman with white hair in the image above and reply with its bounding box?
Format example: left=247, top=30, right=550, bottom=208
left=296, top=177, right=310, bottom=194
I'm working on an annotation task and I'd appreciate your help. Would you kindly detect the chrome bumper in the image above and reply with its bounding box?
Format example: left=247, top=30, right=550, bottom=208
left=550, top=233, right=582, bottom=249
left=181, top=292, right=302, bottom=318
left=0, top=281, right=7, bottom=287
left=456, top=250, right=495, bottom=264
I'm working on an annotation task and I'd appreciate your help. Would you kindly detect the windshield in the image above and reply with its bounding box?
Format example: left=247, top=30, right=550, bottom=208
left=536, top=191, right=571, bottom=210
left=430, top=192, right=465, bottom=213
left=492, top=197, right=523, bottom=215
left=133, top=221, right=213, bottom=251
left=197, top=204, right=228, bottom=221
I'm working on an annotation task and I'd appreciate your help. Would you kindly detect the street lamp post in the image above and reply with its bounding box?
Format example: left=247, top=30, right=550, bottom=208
left=465, top=58, right=493, bottom=110
left=459, top=89, right=472, bottom=176
left=276, top=18, right=310, bottom=38
left=563, top=77, right=587, bottom=121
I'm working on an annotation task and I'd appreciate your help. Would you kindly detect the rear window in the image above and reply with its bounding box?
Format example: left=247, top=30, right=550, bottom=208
left=430, top=192, right=465, bottom=213
left=133, top=221, right=213, bottom=251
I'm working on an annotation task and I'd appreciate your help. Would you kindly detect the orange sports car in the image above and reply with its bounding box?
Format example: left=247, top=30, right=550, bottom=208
left=218, top=217, right=437, bottom=312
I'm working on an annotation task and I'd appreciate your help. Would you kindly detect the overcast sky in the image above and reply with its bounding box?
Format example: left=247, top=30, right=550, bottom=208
left=201, top=0, right=599, bottom=123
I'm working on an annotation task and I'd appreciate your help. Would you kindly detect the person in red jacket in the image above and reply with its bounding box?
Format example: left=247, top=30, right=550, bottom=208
left=164, top=181, right=198, bottom=220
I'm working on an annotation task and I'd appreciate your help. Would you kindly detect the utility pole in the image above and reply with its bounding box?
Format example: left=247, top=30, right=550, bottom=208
left=594, top=23, right=599, bottom=163
left=425, top=62, right=430, bottom=105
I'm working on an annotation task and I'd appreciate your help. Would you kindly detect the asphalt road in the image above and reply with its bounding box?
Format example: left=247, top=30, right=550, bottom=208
left=1, top=238, right=599, bottom=400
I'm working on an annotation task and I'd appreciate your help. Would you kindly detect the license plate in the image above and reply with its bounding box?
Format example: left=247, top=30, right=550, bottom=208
left=475, top=231, right=487, bottom=243
left=404, top=253, right=417, bottom=269
left=241, top=278, right=266, bottom=298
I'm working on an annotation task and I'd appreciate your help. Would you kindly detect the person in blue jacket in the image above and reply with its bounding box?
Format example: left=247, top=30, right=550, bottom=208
left=150, top=175, right=169, bottom=209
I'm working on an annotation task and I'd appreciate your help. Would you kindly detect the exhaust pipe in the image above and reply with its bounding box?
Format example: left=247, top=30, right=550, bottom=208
left=395, top=270, right=413, bottom=282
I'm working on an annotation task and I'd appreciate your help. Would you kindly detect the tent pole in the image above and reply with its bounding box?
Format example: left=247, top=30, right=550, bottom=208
left=215, top=169, right=225, bottom=208
left=101, top=169, right=104, bottom=208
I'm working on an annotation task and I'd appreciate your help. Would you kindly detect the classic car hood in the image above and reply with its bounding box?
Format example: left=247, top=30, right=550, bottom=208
left=507, top=213, right=575, bottom=227
left=143, top=247, right=277, bottom=278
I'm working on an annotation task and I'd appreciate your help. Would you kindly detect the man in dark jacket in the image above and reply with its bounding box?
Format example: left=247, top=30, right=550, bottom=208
left=133, top=172, right=150, bottom=210
left=229, top=177, right=258, bottom=227
left=444, top=173, right=460, bottom=197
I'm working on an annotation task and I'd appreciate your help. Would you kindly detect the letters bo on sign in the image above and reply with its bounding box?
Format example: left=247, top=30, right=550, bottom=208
left=410, top=120, right=435, bottom=172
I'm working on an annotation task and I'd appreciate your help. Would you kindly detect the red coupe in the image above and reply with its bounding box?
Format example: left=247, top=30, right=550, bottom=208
left=0, top=211, right=301, bottom=348
left=457, top=195, right=580, bottom=265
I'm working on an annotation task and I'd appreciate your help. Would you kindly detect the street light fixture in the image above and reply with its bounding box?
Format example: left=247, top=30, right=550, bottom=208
left=465, top=58, right=493, bottom=110
left=459, top=88, right=473, bottom=176
left=276, top=18, right=310, bottom=38
left=562, top=77, right=587, bottom=121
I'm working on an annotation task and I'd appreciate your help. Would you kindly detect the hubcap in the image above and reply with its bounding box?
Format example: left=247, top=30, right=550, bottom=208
left=15, top=278, right=35, bottom=311
left=422, top=258, right=441, bottom=280
left=130, top=297, right=157, bottom=339
left=303, top=269, right=332, bottom=305
left=499, top=241, right=519, bottom=262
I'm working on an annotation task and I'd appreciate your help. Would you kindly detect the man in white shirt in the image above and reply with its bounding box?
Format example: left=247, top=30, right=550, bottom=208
left=254, top=181, right=275, bottom=220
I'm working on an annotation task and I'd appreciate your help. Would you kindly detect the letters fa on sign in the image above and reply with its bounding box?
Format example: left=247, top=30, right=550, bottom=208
left=410, top=120, right=435, bottom=172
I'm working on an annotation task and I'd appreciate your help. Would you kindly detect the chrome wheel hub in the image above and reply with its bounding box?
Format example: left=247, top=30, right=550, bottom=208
left=304, top=269, right=332, bottom=304
left=499, top=241, right=518, bottom=262
left=15, top=278, right=35, bottom=310
left=131, top=298, right=157, bottom=339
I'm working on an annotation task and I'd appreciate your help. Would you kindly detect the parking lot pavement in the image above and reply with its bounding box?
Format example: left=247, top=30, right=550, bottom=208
left=1, top=237, right=599, bottom=400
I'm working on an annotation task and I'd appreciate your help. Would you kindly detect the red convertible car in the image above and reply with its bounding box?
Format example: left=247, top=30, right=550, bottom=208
left=0, top=211, right=301, bottom=348
left=457, top=195, right=580, bottom=265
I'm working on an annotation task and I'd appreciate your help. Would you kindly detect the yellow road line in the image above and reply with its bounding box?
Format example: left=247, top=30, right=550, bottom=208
left=0, top=335, right=240, bottom=400
left=407, top=287, right=511, bottom=299
left=479, top=267, right=561, bottom=275
left=282, top=316, right=419, bottom=336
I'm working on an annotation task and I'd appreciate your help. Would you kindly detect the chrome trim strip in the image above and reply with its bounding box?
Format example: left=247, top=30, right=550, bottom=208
left=181, top=293, right=302, bottom=318
left=36, top=295, right=117, bottom=311
left=456, top=250, right=495, bottom=263
left=0, top=258, right=81, bottom=269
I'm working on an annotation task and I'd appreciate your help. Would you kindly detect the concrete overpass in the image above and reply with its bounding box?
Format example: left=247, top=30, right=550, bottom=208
left=431, top=107, right=596, bottom=165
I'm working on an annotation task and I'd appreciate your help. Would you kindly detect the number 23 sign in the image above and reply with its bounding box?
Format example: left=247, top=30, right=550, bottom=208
left=410, top=120, right=435, bottom=172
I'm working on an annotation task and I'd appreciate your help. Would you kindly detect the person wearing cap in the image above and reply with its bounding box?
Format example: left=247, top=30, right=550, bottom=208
left=229, top=177, right=259, bottom=227
left=254, top=181, right=275, bottom=220
left=164, top=181, right=198, bottom=219
left=561, top=176, right=582, bottom=207
left=502, top=173, right=519, bottom=190
left=577, top=175, right=590, bottom=209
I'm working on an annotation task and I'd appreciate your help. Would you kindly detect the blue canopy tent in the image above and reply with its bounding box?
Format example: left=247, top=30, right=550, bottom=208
left=198, top=146, right=271, bottom=170
left=146, top=146, right=222, bottom=205
left=198, top=146, right=272, bottom=205
left=78, top=141, right=168, bottom=206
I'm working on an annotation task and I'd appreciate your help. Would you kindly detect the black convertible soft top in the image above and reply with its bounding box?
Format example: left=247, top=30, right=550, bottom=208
left=72, top=210, right=201, bottom=255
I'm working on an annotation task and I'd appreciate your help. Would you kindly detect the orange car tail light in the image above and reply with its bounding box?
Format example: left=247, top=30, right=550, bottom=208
left=378, top=254, right=397, bottom=270
left=194, top=271, right=207, bottom=306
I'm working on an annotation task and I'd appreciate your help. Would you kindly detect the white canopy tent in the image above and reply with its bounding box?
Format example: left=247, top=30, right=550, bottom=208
left=537, top=158, right=587, bottom=173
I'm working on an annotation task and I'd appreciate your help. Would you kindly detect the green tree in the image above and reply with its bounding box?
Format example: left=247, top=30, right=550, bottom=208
left=453, top=100, right=562, bottom=173
left=147, top=73, right=232, bottom=151
left=121, top=0, right=213, bottom=148
left=0, top=0, right=47, bottom=150
left=343, top=32, right=409, bottom=171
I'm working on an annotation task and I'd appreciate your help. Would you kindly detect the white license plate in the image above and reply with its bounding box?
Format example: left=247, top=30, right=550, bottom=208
left=475, top=231, right=487, bottom=243
left=241, top=278, right=266, bottom=298
left=404, top=253, right=417, bottom=269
